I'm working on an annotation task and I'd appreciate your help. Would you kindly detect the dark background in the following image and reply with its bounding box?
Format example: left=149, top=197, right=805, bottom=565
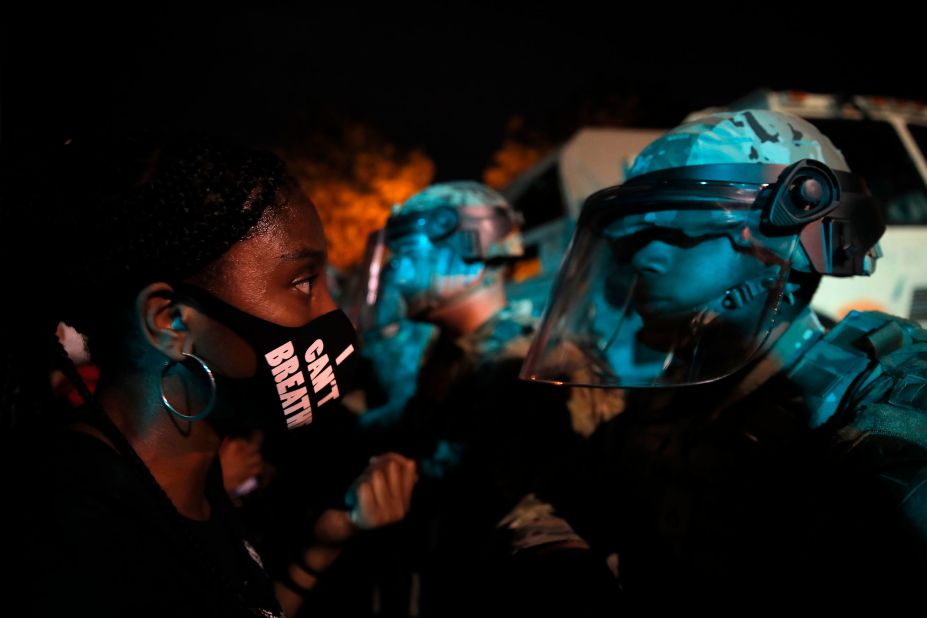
left=3, top=8, right=924, bottom=180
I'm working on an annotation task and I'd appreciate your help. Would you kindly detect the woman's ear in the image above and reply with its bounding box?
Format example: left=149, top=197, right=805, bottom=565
left=136, top=283, right=195, bottom=361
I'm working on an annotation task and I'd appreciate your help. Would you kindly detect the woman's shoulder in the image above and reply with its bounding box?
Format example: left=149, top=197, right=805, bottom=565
left=10, top=425, right=161, bottom=530
left=5, top=425, right=199, bottom=614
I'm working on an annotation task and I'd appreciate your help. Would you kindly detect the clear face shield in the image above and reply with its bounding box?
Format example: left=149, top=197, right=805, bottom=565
left=357, top=204, right=523, bottom=328
left=520, top=161, right=884, bottom=388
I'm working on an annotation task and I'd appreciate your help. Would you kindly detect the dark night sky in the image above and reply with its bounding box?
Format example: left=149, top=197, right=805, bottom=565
left=3, top=9, right=923, bottom=179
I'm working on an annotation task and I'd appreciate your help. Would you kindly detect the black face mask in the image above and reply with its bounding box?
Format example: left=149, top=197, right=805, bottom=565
left=173, top=283, right=358, bottom=434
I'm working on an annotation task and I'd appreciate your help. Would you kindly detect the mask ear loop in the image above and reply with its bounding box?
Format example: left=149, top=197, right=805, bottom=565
left=160, top=351, right=217, bottom=421
left=721, top=222, right=802, bottom=312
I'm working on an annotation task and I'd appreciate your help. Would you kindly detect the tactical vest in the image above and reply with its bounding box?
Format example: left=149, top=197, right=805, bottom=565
left=787, top=310, right=927, bottom=445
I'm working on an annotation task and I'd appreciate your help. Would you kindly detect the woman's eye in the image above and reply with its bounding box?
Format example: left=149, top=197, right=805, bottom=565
left=294, top=275, right=319, bottom=295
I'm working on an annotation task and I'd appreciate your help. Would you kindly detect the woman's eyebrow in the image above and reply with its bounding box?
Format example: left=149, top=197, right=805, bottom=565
left=278, top=249, right=326, bottom=262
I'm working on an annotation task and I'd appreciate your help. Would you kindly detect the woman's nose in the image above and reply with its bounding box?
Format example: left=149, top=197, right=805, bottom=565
left=316, top=282, right=338, bottom=316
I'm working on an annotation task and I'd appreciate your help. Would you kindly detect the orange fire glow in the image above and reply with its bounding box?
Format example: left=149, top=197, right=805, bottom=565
left=284, top=127, right=435, bottom=269
left=483, top=138, right=551, bottom=190
left=483, top=116, right=553, bottom=190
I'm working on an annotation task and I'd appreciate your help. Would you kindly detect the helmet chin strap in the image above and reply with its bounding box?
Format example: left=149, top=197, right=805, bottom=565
left=668, top=275, right=786, bottom=364
left=720, top=278, right=766, bottom=311
left=664, top=280, right=778, bottom=383
left=696, top=273, right=804, bottom=370
left=719, top=273, right=798, bottom=313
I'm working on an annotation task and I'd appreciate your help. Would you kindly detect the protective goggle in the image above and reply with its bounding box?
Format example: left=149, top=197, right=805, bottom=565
left=385, top=204, right=524, bottom=263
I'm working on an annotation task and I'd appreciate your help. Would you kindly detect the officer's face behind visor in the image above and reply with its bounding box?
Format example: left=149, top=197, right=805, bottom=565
left=369, top=204, right=522, bottom=322
left=521, top=169, right=808, bottom=389
left=381, top=232, right=484, bottom=316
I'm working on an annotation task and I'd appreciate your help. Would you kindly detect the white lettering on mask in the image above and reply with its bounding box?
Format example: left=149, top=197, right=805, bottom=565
left=264, top=339, right=354, bottom=429
left=305, top=339, right=338, bottom=406
left=262, top=338, right=354, bottom=430
left=265, top=340, right=312, bottom=428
